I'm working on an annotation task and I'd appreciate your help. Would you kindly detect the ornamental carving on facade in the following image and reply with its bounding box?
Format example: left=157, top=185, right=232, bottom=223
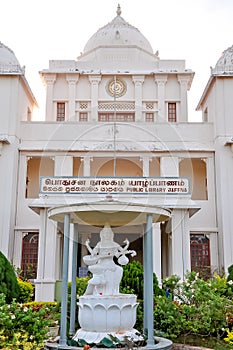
left=106, top=78, right=126, bottom=98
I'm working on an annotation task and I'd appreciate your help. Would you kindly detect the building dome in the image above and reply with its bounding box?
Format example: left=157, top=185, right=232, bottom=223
left=0, top=41, right=21, bottom=72
left=83, top=5, right=153, bottom=55
left=214, top=45, right=233, bottom=74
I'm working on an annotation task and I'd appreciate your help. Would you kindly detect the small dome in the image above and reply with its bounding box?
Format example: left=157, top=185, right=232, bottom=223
left=83, top=5, right=153, bottom=54
left=214, top=45, right=233, bottom=73
left=0, top=41, right=21, bottom=72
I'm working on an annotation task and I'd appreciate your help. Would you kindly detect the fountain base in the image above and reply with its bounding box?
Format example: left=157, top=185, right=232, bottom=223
left=73, top=328, right=143, bottom=344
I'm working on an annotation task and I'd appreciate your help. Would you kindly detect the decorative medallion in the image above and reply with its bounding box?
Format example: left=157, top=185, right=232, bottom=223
left=107, top=79, right=126, bottom=98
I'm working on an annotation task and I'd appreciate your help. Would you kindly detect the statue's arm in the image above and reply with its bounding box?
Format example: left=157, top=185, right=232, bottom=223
left=117, top=239, right=136, bottom=258
left=85, top=238, right=95, bottom=255
left=123, top=238, right=129, bottom=250
left=85, top=240, right=101, bottom=257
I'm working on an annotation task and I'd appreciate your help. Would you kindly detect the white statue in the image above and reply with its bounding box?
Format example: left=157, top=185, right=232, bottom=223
left=83, top=223, right=136, bottom=296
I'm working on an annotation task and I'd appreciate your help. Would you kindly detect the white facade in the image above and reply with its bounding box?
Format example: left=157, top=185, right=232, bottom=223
left=0, top=6, right=232, bottom=301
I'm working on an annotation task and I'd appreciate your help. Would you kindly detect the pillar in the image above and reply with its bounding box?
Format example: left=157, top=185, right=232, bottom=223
left=69, top=223, right=78, bottom=336
left=89, top=75, right=101, bottom=121
left=206, top=156, right=216, bottom=209
left=155, top=75, right=167, bottom=120
left=59, top=213, right=70, bottom=349
left=144, top=214, right=156, bottom=348
left=81, top=155, right=92, bottom=176
left=171, top=209, right=191, bottom=279
left=13, top=231, right=23, bottom=268
left=160, top=156, right=179, bottom=177
left=44, top=74, right=56, bottom=121
left=35, top=208, right=58, bottom=301
left=132, top=75, right=144, bottom=122
left=153, top=223, right=162, bottom=287
left=66, top=74, right=79, bottom=120
left=140, top=156, right=151, bottom=177
left=54, top=155, right=73, bottom=281
left=178, top=75, right=189, bottom=122
left=12, top=155, right=28, bottom=267
left=54, top=155, right=73, bottom=176
left=209, top=231, right=219, bottom=273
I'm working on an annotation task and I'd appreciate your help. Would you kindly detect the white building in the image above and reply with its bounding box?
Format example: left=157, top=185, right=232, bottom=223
left=0, top=6, right=233, bottom=301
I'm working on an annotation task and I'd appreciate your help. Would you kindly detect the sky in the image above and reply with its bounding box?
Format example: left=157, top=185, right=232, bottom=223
left=1, top=0, right=233, bottom=121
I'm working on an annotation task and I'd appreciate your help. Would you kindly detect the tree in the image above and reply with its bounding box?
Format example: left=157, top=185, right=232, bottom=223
left=0, top=251, right=20, bottom=302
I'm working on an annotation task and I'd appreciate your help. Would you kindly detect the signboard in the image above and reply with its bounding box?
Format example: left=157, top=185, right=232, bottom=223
left=40, top=177, right=190, bottom=195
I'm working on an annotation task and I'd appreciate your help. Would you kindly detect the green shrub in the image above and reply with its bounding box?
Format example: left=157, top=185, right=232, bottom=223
left=120, top=260, right=163, bottom=300
left=68, top=276, right=90, bottom=298
left=17, top=278, right=34, bottom=303
left=154, top=296, right=185, bottom=340
left=120, top=261, right=164, bottom=332
left=23, top=301, right=61, bottom=327
left=156, top=271, right=233, bottom=340
left=0, top=293, right=52, bottom=349
left=0, top=252, right=20, bottom=302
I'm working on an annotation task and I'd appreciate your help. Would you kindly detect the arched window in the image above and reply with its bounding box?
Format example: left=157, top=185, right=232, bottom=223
left=190, top=234, right=210, bottom=278
left=21, top=233, right=39, bottom=279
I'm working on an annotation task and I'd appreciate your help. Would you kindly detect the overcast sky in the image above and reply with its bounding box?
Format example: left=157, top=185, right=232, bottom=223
left=1, top=0, right=233, bottom=121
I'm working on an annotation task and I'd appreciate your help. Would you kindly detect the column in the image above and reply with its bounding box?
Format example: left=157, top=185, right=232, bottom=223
left=153, top=223, right=162, bottom=287
left=13, top=155, right=27, bottom=266
left=178, top=75, right=189, bottom=122
left=171, top=209, right=191, bottom=279
left=35, top=208, right=46, bottom=301
left=55, top=155, right=73, bottom=176
left=89, top=75, right=101, bottom=121
left=160, top=156, right=179, bottom=176
left=17, top=154, right=28, bottom=200
left=140, top=156, right=151, bottom=177
left=144, top=214, right=156, bottom=348
left=209, top=232, right=219, bottom=273
left=66, top=74, right=79, bottom=120
left=59, top=214, right=70, bottom=348
left=132, top=75, right=144, bottom=122
left=55, top=232, right=63, bottom=281
left=12, top=231, right=23, bottom=268
left=55, top=155, right=73, bottom=282
left=35, top=208, right=58, bottom=301
left=206, top=156, right=216, bottom=208
left=81, top=155, right=92, bottom=176
left=155, top=75, right=167, bottom=120
left=69, top=223, right=78, bottom=336
left=43, top=74, right=56, bottom=121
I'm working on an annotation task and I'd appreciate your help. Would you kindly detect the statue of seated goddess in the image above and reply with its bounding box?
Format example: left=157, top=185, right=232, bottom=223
left=83, top=223, right=136, bottom=296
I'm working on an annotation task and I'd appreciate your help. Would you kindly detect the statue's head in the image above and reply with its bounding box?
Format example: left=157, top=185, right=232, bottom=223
left=100, top=223, right=114, bottom=241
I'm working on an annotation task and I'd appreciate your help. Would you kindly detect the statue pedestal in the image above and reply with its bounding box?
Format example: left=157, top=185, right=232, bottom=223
left=73, top=294, right=141, bottom=344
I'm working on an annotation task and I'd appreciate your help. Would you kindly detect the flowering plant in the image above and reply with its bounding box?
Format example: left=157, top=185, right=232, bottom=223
left=0, top=293, right=57, bottom=349
left=154, top=271, right=233, bottom=341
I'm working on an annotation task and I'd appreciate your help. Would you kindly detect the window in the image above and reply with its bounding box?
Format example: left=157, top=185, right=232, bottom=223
left=57, top=102, right=65, bottom=121
left=98, top=113, right=135, bottom=122
left=145, top=112, right=154, bottom=122
left=168, top=102, right=176, bottom=122
left=21, top=233, right=39, bottom=279
left=79, top=112, right=88, bottom=122
left=190, top=234, right=210, bottom=277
